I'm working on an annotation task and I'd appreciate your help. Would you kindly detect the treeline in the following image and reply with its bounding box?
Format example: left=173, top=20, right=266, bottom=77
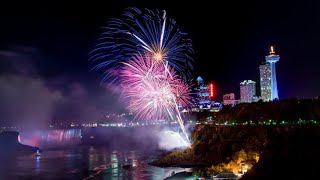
left=241, top=126, right=320, bottom=179
left=213, top=97, right=320, bottom=123
left=152, top=125, right=270, bottom=169
left=153, top=124, right=320, bottom=178
left=191, top=125, right=268, bottom=166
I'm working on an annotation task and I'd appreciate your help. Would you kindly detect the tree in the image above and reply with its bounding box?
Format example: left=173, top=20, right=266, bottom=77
left=233, top=149, right=247, bottom=164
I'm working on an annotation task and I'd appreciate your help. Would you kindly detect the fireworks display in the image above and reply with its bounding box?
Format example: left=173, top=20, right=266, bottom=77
left=92, top=7, right=194, bottom=144
left=120, top=54, right=192, bottom=121
left=90, top=7, right=193, bottom=80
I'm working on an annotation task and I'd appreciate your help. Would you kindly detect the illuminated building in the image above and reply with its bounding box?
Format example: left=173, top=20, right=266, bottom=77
left=195, top=76, right=211, bottom=109
left=260, top=46, right=280, bottom=101
left=240, top=80, right=256, bottom=103
left=223, top=93, right=239, bottom=106
left=259, top=62, right=271, bottom=101
left=210, top=102, right=223, bottom=112
left=265, top=46, right=280, bottom=100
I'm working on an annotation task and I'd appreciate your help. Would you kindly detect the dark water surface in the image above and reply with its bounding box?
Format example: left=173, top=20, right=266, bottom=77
left=2, top=146, right=191, bottom=180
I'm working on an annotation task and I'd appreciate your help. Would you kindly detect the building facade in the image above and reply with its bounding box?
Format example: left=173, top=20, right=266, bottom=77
left=260, top=46, right=280, bottom=101
left=240, top=80, right=256, bottom=103
left=223, top=93, right=238, bottom=106
left=195, top=76, right=211, bottom=109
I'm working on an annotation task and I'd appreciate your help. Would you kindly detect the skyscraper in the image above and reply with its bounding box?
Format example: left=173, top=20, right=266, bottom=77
left=240, top=80, right=256, bottom=103
left=260, top=62, right=271, bottom=101
left=260, top=46, right=280, bottom=101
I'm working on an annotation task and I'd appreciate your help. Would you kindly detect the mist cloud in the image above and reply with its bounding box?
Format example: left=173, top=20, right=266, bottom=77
left=0, top=45, right=121, bottom=128
left=0, top=75, right=62, bottom=128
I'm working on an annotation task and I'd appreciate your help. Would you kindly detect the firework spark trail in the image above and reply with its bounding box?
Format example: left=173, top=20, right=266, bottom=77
left=120, top=55, right=191, bottom=142
left=164, top=131, right=190, bottom=147
left=174, top=99, right=190, bottom=143
left=90, top=7, right=193, bottom=81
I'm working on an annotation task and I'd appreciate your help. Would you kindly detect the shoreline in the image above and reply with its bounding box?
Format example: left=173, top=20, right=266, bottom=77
left=149, top=161, right=207, bottom=168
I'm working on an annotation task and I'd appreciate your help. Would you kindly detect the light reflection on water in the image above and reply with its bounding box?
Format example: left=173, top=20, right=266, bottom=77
left=6, top=146, right=192, bottom=179
left=35, top=156, right=40, bottom=175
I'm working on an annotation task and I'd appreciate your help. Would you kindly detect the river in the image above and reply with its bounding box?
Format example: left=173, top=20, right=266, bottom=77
left=1, top=127, right=193, bottom=179
left=3, top=145, right=192, bottom=179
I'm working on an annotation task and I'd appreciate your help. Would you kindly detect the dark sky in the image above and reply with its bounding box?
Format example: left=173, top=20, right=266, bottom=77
left=1, top=0, right=320, bottom=107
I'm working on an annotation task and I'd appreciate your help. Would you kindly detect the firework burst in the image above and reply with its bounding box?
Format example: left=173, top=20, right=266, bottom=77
left=120, top=54, right=192, bottom=121
left=90, top=7, right=193, bottom=80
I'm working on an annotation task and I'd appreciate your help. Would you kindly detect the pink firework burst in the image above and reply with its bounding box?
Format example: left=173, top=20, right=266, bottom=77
left=120, top=54, right=192, bottom=121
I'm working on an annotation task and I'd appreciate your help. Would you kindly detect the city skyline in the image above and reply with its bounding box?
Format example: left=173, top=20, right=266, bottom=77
left=0, top=1, right=319, bottom=126
left=1, top=2, right=320, bottom=179
left=0, top=1, right=319, bottom=100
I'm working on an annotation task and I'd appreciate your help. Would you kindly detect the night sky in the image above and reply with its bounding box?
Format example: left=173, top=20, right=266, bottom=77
left=0, top=1, right=320, bottom=124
